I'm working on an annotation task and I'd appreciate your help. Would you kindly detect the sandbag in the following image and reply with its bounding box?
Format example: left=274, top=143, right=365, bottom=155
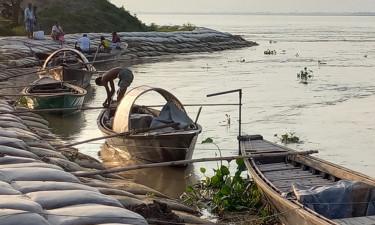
left=22, top=120, right=50, bottom=131
left=46, top=204, right=147, bottom=225
left=0, top=209, right=49, bottom=225
left=28, top=147, right=67, bottom=160
left=0, top=145, right=39, bottom=159
left=0, top=137, right=29, bottom=150
left=3, top=127, right=40, bottom=140
left=0, top=156, right=38, bottom=165
left=0, top=167, right=79, bottom=182
left=0, top=181, right=21, bottom=195
left=26, top=189, right=123, bottom=210
left=0, top=195, right=43, bottom=213
left=110, top=195, right=145, bottom=209
left=98, top=187, right=140, bottom=200
left=0, top=162, right=62, bottom=171
left=13, top=181, right=99, bottom=194
left=0, top=121, right=29, bottom=131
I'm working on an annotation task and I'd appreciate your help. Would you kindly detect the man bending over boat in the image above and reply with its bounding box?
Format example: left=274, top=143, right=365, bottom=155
left=95, top=68, right=134, bottom=107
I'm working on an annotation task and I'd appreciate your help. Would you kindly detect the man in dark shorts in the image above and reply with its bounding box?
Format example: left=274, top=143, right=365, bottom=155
left=95, top=67, right=134, bottom=107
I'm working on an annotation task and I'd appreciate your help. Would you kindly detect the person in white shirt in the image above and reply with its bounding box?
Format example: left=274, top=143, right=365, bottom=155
left=24, top=3, right=34, bottom=38
left=51, top=21, right=64, bottom=40
left=75, top=34, right=91, bottom=52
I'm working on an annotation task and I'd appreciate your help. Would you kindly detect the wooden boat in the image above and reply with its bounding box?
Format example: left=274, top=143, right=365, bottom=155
left=37, top=48, right=96, bottom=88
left=239, top=135, right=375, bottom=225
left=97, top=85, right=202, bottom=164
left=84, top=43, right=128, bottom=63
left=22, top=77, right=87, bottom=114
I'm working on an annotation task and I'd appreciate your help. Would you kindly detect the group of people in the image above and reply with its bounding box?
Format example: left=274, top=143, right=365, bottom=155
left=74, top=32, right=122, bottom=53
left=24, top=3, right=130, bottom=106
left=24, top=3, right=37, bottom=39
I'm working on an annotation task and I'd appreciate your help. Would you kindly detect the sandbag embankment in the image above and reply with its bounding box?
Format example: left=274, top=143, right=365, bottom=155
left=0, top=100, right=211, bottom=224
left=0, top=28, right=257, bottom=80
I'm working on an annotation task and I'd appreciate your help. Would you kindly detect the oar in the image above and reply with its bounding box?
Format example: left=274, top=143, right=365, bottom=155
left=56, top=122, right=180, bottom=149
left=92, top=47, right=100, bottom=65
left=72, top=150, right=319, bottom=177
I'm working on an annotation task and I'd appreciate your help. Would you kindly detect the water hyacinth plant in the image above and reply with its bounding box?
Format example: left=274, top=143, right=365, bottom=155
left=297, top=67, right=314, bottom=84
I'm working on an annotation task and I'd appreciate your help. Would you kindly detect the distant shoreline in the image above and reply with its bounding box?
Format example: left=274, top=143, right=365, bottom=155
left=134, top=12, right=375, bottom=16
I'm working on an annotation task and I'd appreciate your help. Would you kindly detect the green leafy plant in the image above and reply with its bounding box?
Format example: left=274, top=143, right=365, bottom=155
left=274, top=132, right=300, bottom=144
left=297, top=67, right=314, bottom=84
left=181, top=138, right=263, bottom=214
left=264, top=49, right=276, bottom=55
left=14, top=96, right=28, bottom=107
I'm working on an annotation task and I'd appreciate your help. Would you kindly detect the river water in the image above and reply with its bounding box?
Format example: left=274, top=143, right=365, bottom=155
left=14, top=15, right=375, bottom=198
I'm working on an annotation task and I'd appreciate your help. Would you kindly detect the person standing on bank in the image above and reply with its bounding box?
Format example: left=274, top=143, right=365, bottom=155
left=24, top=3, right=34, bottom=38
left=95, top=68, right=134, bottom=107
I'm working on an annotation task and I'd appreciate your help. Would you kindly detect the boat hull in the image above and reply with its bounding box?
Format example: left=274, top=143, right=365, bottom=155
left=97, top=107, right=201, bottom=164
left=38, top=67, right=93, bottom=88
left=239, top=135, right=375, bottom=225
left=33, top=94, right=85, bottom=114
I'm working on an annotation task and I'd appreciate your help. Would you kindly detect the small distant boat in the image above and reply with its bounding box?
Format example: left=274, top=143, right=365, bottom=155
left=97, top=85, right=202, bottom=164
left=84, top=43, right=128, bottom=63
left=240, top=135, right=375, bottom=225
left=37, top=48, right=96, bottom=88
left=22, top=77, right=87, bottom=114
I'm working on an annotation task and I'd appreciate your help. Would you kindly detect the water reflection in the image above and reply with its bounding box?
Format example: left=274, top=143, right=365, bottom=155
left=41, top=111, right=85, bottom=138
left=99, top=143, right=195, bottom=198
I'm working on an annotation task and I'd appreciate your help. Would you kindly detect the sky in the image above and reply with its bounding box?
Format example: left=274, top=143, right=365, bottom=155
left=110, top=0, right=375, bottom=13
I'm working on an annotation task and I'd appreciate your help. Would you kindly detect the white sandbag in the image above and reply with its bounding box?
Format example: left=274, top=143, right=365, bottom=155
left=0, top=137, right=29, bottom=150
left=26, top=190, right=123, bottom=210
left=47, top=204, right=147, bottom=225
left=14, top=181, right=99, bottom=194
left=0, top=121, right=29, bottom=130
left=0, top=156, right=38, bottom=165
left=0, top=195, right=43, bottom=213
left=28, top=147, right=67, bottom=160
left=0, top=181, right=21, bottom=195
left=0, top=209, right=49, bottom=225
left=0, top=145, right=39, bottom=159
left=3, top=127, right=40, bottom=140
left=0, top=167, right=79, bottom=182
left=33, top=31, right=45, bottom=40
left=0, top=162, right=62, bottom=170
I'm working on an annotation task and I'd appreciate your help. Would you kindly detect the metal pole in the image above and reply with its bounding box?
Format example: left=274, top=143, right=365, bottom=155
left=207, top=89, right=243, bottom=155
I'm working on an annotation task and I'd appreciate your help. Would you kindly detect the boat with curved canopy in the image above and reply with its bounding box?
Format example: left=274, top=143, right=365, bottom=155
left=97, top=85, right=202, bottom=164
left=37, top=48, right=96, bottom=88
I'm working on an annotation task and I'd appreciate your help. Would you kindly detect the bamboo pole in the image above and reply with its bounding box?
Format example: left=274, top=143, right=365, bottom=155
left=72, top=150, right=319, bottom=177
left=0, top=103, right=240, bottom=115
left=56, top=122, right=180, bottom=149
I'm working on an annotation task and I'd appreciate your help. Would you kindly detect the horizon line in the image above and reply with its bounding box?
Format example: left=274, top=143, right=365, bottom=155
left=132, top=11, right=375, bottom=16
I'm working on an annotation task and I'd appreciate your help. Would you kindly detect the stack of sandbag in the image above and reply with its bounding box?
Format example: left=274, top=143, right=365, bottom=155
left=0, top=100, right=147, bottom=225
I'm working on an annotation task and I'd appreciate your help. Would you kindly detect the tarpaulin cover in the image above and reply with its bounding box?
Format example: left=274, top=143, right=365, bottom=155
left=293, top=180, right=375, bottom=219
left=150, top=101, right=194, bottom=132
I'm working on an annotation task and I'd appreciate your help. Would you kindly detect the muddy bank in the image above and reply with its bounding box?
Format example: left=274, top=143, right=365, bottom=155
left=0, top=100, right=215, bottom=224
left=0, top=28, right=257, bottom=80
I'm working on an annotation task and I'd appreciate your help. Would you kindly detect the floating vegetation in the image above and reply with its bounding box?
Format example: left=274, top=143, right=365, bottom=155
left=364, top=54, right=368, bottom=58
left=269, top=40, right=277, bottom=44
left=15, top=96, right=29, bottom=107
left=274, top=132, right=301, bottom=144
left=297, top=67, right=314, bottom=84
left=295, top=53, right=299, bottom=57
left=264, top=49, right=276, bottom=55
left=219, top=114, right=231, bottom=126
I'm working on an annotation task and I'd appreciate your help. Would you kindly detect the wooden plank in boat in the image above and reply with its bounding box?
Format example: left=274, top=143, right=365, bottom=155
left=334, top=216, right=375, bottom=225
left=258, top=162, right=295, bottom=170
left=268, top=175, right=321, bottom=182
left=273, top=179, right=333, bottom=189
left=262, top=168, right=311, bottom=176
left=260, top=166, right=301, bottom=173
